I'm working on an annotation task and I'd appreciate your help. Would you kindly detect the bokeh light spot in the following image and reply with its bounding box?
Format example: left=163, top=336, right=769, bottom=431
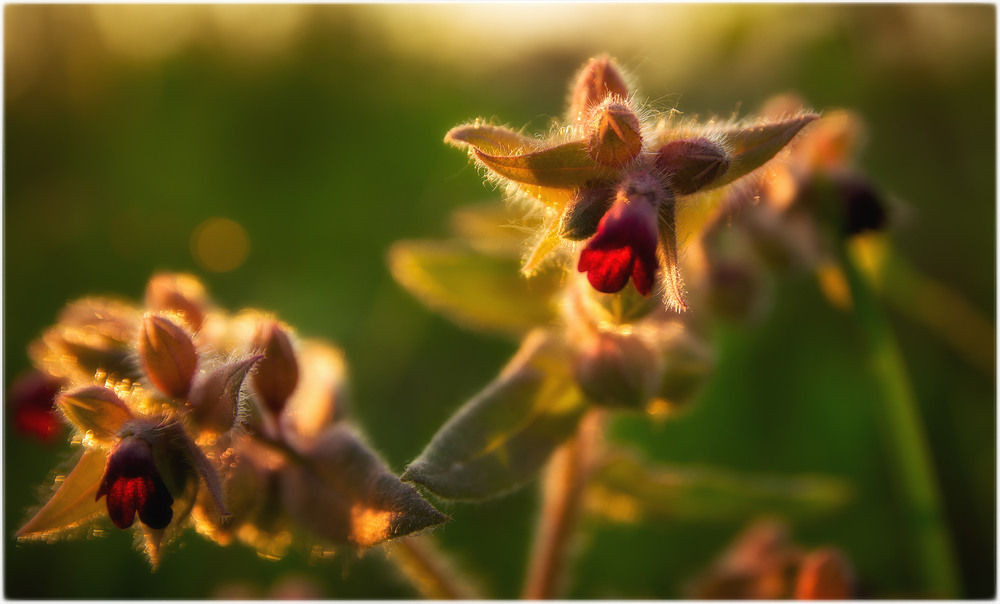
left=191, top=217, right=250, bottom=273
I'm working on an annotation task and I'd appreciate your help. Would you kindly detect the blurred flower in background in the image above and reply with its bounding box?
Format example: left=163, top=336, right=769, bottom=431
left=4, top=4, right=994, bottom=599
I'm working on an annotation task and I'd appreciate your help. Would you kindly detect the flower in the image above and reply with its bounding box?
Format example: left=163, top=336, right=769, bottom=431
left=578, top=193, right=660, bottom=295
left=97, top=435, right=174, bottom=530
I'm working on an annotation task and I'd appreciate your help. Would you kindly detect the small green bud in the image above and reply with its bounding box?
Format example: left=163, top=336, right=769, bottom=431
left=138, top=314, right=198, bottom=398
left=560, top=184, right=615, bottom=241
left=587, top=102, right=643, bottom=167
left=654, top=137, right=730, bottom=195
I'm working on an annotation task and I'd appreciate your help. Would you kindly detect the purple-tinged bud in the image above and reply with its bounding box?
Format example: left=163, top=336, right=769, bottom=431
left=96, top=435, right=174, bottom=530
left=145, top=273, right=209, bottom=331
left=560, top=184, right=615, bottom=241
left=567, top=55, right=631, bottom=124
left=188, top=355, right=262, bottom=433
left=251, top=320, right=299, bottom=415
left=794, top=548, right=854, bottom=600
left=138, top=314, right=198, bottom=398
left=8, top=370, right=63, bottom=442
left=834, top=173, right=887, bottom=236
left=587, top=101, right=643, bottom=167
left=654, top=137, right=730, bottom=195
left=573, top=331, right=659, bottom=409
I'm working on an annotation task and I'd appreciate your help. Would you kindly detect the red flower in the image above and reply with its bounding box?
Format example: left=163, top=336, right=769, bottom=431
left=96, top=436, right=174, bottom=530
left=577, top=197, right=660, bottom=295
left=8, top=370, right=63, bottom=442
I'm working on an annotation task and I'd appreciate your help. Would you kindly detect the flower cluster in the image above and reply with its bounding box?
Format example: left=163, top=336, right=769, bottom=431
left=15, top=273, right=445, bottom=566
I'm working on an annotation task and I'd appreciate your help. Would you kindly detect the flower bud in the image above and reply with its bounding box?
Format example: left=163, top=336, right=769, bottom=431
left=655, top=332, right=713, bottom=411
left=8, top=370, right=63, bottom=442
left=560, top=184, right=615, bottom=241
left=567, top=55, right=631, bottom=124
left=251, top=320, right=300, bottom=415
left=573, top=331, right=659, bottom=409
left=145, top=273, right=209, bottom=331
left=793, top=548, right=854, bottom=599
left=139, top=314, right=198, bottom=398
left=188, top=355, right=262, bottom=433
left=707, top=257, right=768, bottom=323
left=587, top=101, right=643, bottom=167
left=834, top=173, right=887, bottom=236
left=96, top=435, right=175, bottom=530
left=654, top=137, right=730, bottom=195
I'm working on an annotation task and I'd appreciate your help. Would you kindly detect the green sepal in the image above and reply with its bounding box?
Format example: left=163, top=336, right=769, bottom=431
left=473, top=139, right=617, bottom=190
left=712, top=114, right=818, bottom=189
left=445, top=123, right=538, bottom=156
left=402, top=330, right=588, bottom=500
left=389, top=240, right=561, bottom=338
left=17, top=447, right=108, bottom=540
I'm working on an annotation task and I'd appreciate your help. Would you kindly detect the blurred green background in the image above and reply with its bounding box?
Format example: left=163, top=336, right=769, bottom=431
left=4, top=4, right=994, bottom=598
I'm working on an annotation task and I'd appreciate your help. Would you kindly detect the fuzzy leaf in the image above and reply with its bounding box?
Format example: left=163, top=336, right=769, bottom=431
left=389, top=240, right=560, bottom=337
left=474, top=140, right=617, bottom=190
left=57, top=385, right=134, bottom=445
left=17, top=447, right=108, bottom=540
left=712, top=114, right=818, bottom=188
left=586, top=447, right=851, bottom=524
left=445, top=123, right=538, bottom=156
left=281, top=424, right=449, bottom=548
left=402, top=330, right=587, bottom=500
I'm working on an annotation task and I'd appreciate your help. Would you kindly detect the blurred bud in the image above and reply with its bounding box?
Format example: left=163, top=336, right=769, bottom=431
left=8, top=370, right=63, bottom=442
left=794, top=548, right=854, bottom=599
left=834, top=173, right=888, bottom=236
left=654, top=332, right=714, bottom=411
left=145, top=273, right=209, bottom=331
left=560, top=184, right=615, bottom=241
left=706, top=257, right=767, bottom=323
left=567, top=55, right=630, bottom=124
left=251, top=320, right=300, bottom=415
left=587, top=101, right=643, bottom=167
left=573, top=331, right=659, bottom=409
left=654, top=137, right=730, bottom=195
left=188, top=355, right=262, bottom=433
left=97, top=435, right=175, bottom=530
left=139, top=314, right=198, bottom=398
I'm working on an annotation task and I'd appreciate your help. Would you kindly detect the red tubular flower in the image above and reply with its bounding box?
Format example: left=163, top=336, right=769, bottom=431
left=96, top=436, right=174, bottom=530
left=577, top=196, right=660, bottom=295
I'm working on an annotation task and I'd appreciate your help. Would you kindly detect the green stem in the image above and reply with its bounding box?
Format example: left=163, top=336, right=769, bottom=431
left=386, top=535, right=481, bottom=599
left=835, top=237, right=960, bottom=597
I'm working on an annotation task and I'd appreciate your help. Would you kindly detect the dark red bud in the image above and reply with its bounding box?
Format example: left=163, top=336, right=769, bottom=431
left=655, top=138, right=730, bottom=195
left=8, top=370, right=63, bottom=442
left=96, top=435, right=174, bottom=529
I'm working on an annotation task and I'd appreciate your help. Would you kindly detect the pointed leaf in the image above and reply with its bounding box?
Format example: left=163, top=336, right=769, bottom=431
left=389, top=240, right=560, bottom=337
left=586, top=447, right=851, bottom=524
left=57, top=385, right=134, bottom=445
left=712, top=114, right=818, bottom=189
left=17, top=447, right=108, bottom=540
left=402, top=330, right=588, bottom=500
left=281, top=424, right=449, bottom=548
left=474, top=140, right=617, bottom=190
left=445, top=123, right=538, bottom=156
left=521, top=218, right=564, bottom=276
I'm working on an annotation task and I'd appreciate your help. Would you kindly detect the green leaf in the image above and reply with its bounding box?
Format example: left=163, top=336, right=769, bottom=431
left=445, top=123, right=538, bottom=156
left=712, top=114, right=818, bottom=188
left=57, top=385, right=134, bottom=444
left=389, top=240, right=561, bottom=337
left=402, top=330, right=588, bottom=500
left=586, top=447, right=851, bottom=524
left=474, top=140, right=617, bottom=190
left=17, top=447, right=108, bottom=540
left=281, top=424, right=449, bottom=548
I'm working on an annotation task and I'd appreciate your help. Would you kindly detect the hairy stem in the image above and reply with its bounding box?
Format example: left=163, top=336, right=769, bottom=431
left=386, top=535, right=481, bottom=599
left=522, top=409, right=604, bottom=599
left=836, top=237, right=961, bottom=597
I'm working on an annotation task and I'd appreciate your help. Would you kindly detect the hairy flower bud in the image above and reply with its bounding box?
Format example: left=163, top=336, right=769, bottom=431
left=573, top=331, right=659, bottom=409
left=794, top=548, right=854, bottom=599
left=251, top=320, right=300, bottom=415
left=567, top=55, right=630, bottom=124
left=654, top=137, right=730, bottom=195
left=587, top=101, right=643, bottom=167
left=560, top=184, right=615, bottom=241
left=96, top=435, right=175, bottom=530
left=188, top=356, right=262, bottom=433
left=145, top=273, right=209, bottom=331
left=138, top=314, right=198, bottom=398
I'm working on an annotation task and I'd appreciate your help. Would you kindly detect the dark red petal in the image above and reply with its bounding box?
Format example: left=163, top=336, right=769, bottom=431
left=105, top=476, right=147, bottom=529
left=97, top=436, right=174, bottom=529
left=578, top=246, right=634, bottom=293
left=577, top=197, right=660, bottom=296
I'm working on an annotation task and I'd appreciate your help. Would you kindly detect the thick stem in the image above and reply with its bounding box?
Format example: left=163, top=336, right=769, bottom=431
left=522, top=409, right=604, bottom=599
left=386, top=535, right=480, bottom=600
left=836, top=237, right=961, bottom=597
